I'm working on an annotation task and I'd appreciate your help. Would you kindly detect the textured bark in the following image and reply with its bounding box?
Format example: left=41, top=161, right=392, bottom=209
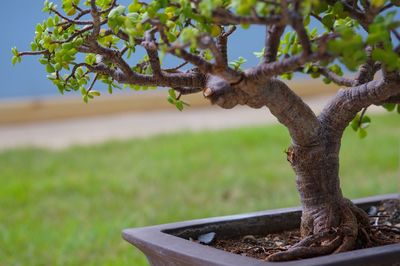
left=320, top=79, right=399, bottom=137
left=290, top=138, right=343, bottom=236
left=204, top=76, right=320, bottom=146
left=203, top=74, right=399, bottom=261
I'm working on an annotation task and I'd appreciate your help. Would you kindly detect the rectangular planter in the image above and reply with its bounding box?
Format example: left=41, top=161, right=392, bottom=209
left=123, top=194, right=400, bottom=266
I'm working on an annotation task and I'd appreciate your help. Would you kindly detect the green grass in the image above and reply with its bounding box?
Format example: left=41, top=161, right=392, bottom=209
left=0, top=113, right=399, bottom=266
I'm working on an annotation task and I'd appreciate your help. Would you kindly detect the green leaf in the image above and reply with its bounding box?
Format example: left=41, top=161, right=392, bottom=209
left=229, top=56, right=247, bottom=70
left=371, top=0, right=386, bottom=7
left=167, top=96, right=175, bottom=104
left=281, top=72, right=293, bottom=80
left=358, top=128, right=367, bottom=139
left=168, top=88, right=177, bottom=99
left=304, top=15, right=310, bottom=26
left=82, top=94, right=88, bottom=103
left=372, top=48, right=399, bottom=71
left=322, top=77, right=331, bottom=84
left=328, top=64, right=343, bottom=76
left=176, top=101, right=184, bottom=111
left=46, top=64, right=55, bottom=73
left=12, top=56, right=18, bottom=66
left=322, top=14, right=335, bottom=29
left=89, top=90, right=101, bottom=97
left=383, top=103, right=396, bottom=111
left=360, top=115, right=371, bottom=129
left=253, top=48, right=265, bottom=59
left=11, top=47, right=19, bottom=56
left=350, top=114, right=360, bottom=131
left=128, top=1, right=142, bottom=12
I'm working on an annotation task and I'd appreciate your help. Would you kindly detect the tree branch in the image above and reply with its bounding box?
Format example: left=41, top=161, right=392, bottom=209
left=316, top=66, right=354, bottom=87
left=216, top=26, right=236, bottom=65
left=142, top=28, right=162, bottom=77
left=246, top=52, right=330, bottom=82
left=290, top=13, right=311, bottom=56
left=264, top=25, right=285, bottom=63
left=382, top=94, right=400, bottom=104
left=320, top=78, right=400, bottom=136
left=198, top=35, right=225, bottom=67
left=204, top=76, right=321, bottom=146
left=353, top=46, right=377, bottom=86
left=50, top=8, right=93, bottom=25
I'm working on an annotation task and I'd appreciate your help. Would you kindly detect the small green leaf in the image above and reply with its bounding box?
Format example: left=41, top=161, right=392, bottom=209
left=167, top=96, right=175, bottom=104
left=358, top=128, right=367, bottom=139
left=360, top=115, right=371, bottom=129
left=383, top=103, right=396, bottom=111
left=322, top=77, right=332, bottom=84
left=11, top=47, right=19, bottom=56
left=229, top=56, right=247, bottom=70
left=128, top=1, right=142, bottom=12
left=176, top=101, right=184, bottom=111
left=89, top=90, right=101, bottom=97
left=11, top=56, right=18, bottom=66
left=168, top=88, right=177, bottom=99
left=82, top=94, right=88, bottom=103
left=322, top=14, right=335, bottom=29
left=46, top=64, right=55, bottom=73
left=304, top=15, right=310, bottom=26
left=350, top=115, right=360, bottom=131
left=371, top=0, right=386, bottom=7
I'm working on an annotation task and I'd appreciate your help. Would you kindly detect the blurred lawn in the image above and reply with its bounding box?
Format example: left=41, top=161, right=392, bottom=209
left=0, top=113, right=399, bottom=266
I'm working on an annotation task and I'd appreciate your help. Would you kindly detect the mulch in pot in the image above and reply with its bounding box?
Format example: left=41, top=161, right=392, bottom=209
left=206, top=199, right=400, bottom=261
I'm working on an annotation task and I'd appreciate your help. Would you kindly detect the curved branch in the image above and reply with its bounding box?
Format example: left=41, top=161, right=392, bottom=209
left=320, top=78, right=400, bottom=136
left=205, top=76, right=321, bottom=146
left=380, top=93, right=400, bottom=104
left=88, top=62, right=206, bottom=89
left=257, top=79, right=321, bottom=146
left=142, top=29, right=162, bottom=77
left=264, top=25, right=285, bottom=63
left=50, top=8, right=92, bottom=25
left=217, top=26, right=236, bottom=65
left=290, top=13, right=311, bottom=56
left=246, top=52, right=330, bottom=82
left=317, top=66, right=354, bottom=87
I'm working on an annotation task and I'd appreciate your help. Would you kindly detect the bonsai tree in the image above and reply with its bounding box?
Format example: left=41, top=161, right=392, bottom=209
left=13, top=0, right=400, bottom=261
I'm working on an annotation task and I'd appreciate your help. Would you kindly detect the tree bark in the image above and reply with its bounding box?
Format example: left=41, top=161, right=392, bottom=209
left=205, top=76, right=391, bottom=261
left=289, top=135, right=344, bottom=237
left=267, top=127, right=375, bottom=261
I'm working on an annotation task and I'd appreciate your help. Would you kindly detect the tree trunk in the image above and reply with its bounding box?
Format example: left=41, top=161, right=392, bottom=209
left=290, top=135, right=344, bottom=236
left=268, top=131, right=374, bottom=261
left=204, top=76, right=393, bottom=261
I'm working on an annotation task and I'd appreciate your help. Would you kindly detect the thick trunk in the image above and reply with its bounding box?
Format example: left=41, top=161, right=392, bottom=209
left=268, top=131, right=374, bottom=261
left=204, top=76, right=391, bottom=261
left=289, top=136, right=345, bottom=236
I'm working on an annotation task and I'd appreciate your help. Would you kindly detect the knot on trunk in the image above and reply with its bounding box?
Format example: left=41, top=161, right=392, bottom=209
left=203, top=75, right=249, bottom=109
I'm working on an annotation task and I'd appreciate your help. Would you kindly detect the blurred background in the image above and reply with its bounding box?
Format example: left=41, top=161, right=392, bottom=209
left=0, top=1, right=399, bottom=266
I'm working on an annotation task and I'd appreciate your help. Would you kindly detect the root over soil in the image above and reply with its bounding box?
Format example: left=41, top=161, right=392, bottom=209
left=211, top=199, right=400, bottom=261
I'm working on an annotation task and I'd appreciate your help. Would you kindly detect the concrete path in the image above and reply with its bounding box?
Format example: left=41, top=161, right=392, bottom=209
left=0, top=95, right=385, bottom=150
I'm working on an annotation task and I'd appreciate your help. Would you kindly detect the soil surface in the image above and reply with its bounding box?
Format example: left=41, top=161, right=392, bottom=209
left=209, top=199, right=400, bottom=260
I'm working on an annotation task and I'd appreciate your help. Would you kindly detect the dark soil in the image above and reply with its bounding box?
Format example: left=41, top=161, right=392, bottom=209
left=209, top=199, right=400, bottom=260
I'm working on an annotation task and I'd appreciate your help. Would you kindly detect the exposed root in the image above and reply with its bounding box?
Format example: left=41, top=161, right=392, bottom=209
left=267, top=199, right=375, bottom=262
